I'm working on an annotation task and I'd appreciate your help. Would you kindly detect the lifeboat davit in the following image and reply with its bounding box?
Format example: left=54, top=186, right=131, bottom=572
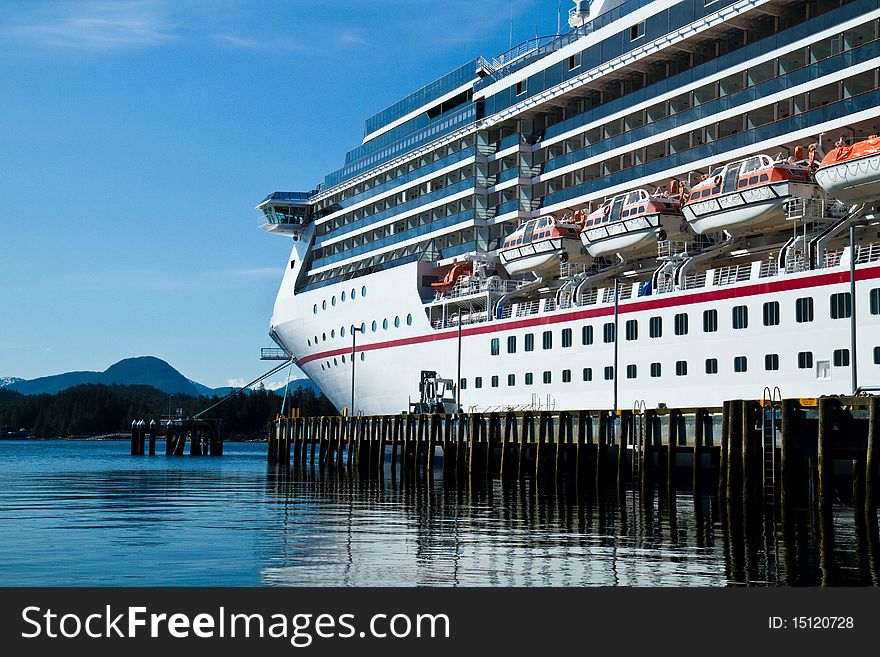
left=816, top=136, right=880, bottom=204
left=580, top=188, right=688, bottom=257
left=498, top=214, right=584, bottom=276
left=682, top=154, right=818, bottom=235
left=431, top=262, right=470, bottom=294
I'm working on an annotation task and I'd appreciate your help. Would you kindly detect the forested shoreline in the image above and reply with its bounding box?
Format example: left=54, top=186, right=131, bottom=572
left=0, top=384, right=336, bottom=439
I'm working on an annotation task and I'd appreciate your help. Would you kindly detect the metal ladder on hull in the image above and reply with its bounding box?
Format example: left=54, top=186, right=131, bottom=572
left=761, top=386, right=783, bottom=584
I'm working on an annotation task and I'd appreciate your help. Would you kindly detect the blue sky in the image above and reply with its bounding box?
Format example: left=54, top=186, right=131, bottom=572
left=0, top=0, right=562, bottom=388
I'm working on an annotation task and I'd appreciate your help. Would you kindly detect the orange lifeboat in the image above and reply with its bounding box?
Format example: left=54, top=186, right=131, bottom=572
left=682, top=153, right=817, bottom=235
left=580, top=188, right=688, bottom=257
left=431, top=262, right=470, bottom=294
left=816, top=136, right=880, bottom=204
left=498, top=214, right=584, bottom=276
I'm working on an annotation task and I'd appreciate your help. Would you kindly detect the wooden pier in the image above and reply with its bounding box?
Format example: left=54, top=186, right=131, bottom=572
left=267, top=396, right=879, bottom=520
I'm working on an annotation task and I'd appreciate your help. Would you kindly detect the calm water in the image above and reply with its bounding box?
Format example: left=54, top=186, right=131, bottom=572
left=0, top=440, right=876, bottom=586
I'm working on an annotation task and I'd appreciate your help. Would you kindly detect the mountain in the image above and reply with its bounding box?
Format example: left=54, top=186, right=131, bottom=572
left=0, top=377, right=23, bottom=388
left=7, top=357, right=317, bottom=397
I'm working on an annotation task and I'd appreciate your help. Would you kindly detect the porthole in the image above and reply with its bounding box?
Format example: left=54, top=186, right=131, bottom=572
left=362, top=286, right=367, bottom=297
left=307, top=339, right=311, bottom=347
left=326, top=361, right=331, bottom=369
left=342, top=354, right=346, bottom=363
left=383, top=318, right=388, bottom=330
left=351, top=288, right=357, bottom=299
left=394, top=316, right=400, bottom=328
left=331, top=296, right=336, bottom=307
left=360, top=322, right=366, bottom=333
left=360, top=352, right=365, bottom=361
left=341, top=326, right=346, bottom=337
left=314, top=335, right=318, bottom=344
left=320, top=364, right=325, bottom=371
left=322, top=333, right=326, bottom=341
left=371, top=320, right=377, bottom=332
left=406, top=313, right=413, bottom=326
left=322, top=300, right=327, bottom=310
left=341, top=291, right=346, bottom=302
left=313, top=304, right=318, bottom=315
left=331, top=329, right=335, bottom=338
left=333, top=358, right=338, bottom=366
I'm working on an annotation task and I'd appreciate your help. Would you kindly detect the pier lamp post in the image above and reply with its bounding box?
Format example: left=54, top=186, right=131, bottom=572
left=351, top=325, right=364, bottom=416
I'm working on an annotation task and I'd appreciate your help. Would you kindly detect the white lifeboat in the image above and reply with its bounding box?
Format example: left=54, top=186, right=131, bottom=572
left=580, top=188, right=688, bottom=258
left=498, top=214, right=584, bottom=276
left=816, top=136, right=880, bottom=204
left=682, top=154, right=818, bottom=235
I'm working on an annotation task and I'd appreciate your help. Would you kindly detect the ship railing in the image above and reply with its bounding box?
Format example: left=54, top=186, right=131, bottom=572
left=498, top=306, right=514, bottom=320
left=492, top=35, right=558, bottom=69
left=602, top=285, right=633, bottom=303
left=682, top=272, right=707, bottom=290
left=785, top=197, right=845, bottom=222
left=856, top=242, right=880, bottom=264
left=560, top=262, right=592, bottom=278
left=544, top=298, right=557, bottom=312
left=577, top=289, right=598, bottom=306
left=713, top=264, right=752, bottom=286
left=515, top=300, right=541, bottom=317
left=759, top=260, right=779, bottom=278
left=655, top=279, right=676, bottom=294
left=784, top=253, right=808, bottom=274
left=824, top=249, right=844, bottom=268
left=657, top=240, right=695, bottom=259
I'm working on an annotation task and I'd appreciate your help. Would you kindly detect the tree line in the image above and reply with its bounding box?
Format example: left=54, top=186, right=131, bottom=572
left=0, top=384, right=336, bottom=439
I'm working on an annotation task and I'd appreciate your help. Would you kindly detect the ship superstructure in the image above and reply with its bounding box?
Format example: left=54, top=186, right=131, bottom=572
left=258, top=0, right=880, bottom=415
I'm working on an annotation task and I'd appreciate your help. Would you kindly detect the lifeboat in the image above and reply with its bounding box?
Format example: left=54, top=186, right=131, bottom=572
left=580, top=188, right=688, bottom=258
left=498, top=214, right=584, bottom=276
left=682, top=154, right=818, bottom=235
left=431, top=262, right=470, bottom=294
left=816, top=136, right=880, bottom=204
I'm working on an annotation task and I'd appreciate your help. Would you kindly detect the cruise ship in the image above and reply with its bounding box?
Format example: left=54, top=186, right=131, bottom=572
left=257, top=0, right=880, bottom=415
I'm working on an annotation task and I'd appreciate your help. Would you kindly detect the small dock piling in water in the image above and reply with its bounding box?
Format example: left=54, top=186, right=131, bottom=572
left=130, top=418, right=223, bottom=456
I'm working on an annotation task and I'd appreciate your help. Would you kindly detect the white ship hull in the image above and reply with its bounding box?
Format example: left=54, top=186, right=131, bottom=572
left=271, top=242, right=880, bottom=415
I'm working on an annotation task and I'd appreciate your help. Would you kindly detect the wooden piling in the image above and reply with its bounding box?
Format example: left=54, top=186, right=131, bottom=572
left=780, top=399, right=794, bottom=509
left=617, top=410, right=630, bottom=488
left=727, top=400, right=743, bottom=502
left=667, top=409, right=679, bottom=498
left=817, top=397, right=833, bottom=522
left=641, top=409, right=655, bottom=501
left=868, top=396, right=879, bottom=510
left=596, top=411, right=608, bottom=492
left=719, top=400, right=730, bottom=500
left=693, top=409, right=704, bottom=495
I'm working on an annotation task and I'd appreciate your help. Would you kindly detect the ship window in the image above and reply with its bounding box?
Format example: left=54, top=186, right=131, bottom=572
left=630, top=21, right=645, bottom=41
left=871, top=289, right=880, bottom=315
left=732, top=305, right=748, bottom=329
left=649, top=317, right=662, bottom=338
left=460, top=378, right=467, bottom=390
left=382, top=318, right=388, bottom=330
left=765, top=354, right=780, bottom=371
left=650, top=362, right=662, bottom=378
left=734, top=356, right=748, bottom=372
left=703, top=309, right=718, bottom=332
left=371, top=320, right=377, bottom=332
left=320, top=364, right=324, bottom=371
left=738, top=179, right=748, bottom=188
left=830, top=292, right=852, bottom=319
left=561, top=328, right=572, bottom=347
left=542, top=331, right=553, bottom=350
left=580, top=324, right=592, bottom=344
left=875, top=347, right=880, bottom=365
left=360, top=322, right=366, bottom=333
left=331, top=296, right=336, bottom=306
left=603, top=322, right=615, bottom=343
left=562, top=369, right=571, bottom=383
left=341, top=355, right=346, bottom=364
left=406, top=313, right=413, bottom=326
left=507, top=374, right=515, bottom=386
left=674, top=313, right=689, bottom=335
left=360, top=352, right=364, bottom=362
left=525, top=373, right=534, bottom=385
left=341, top=326, right=346, bottom=337
left=706, top=358, right=718, bottom=374
left=507, top=336, right=516, bottom=353
left=583, top=367, right=593, bottom=381
left=604, top=366, right=614, bottom=381
left=322, top=300, right=327, bottom=310
left=833, top=349, right=850, bottom=367
left=351, top=288, right=357, bottom=299
left=760, top=173, right=769, bottom=182
left=796, top=297, right=814, bottom=323
left=516, top=80, right=527, bottom=96
left=333, top=358, right=337, bottom=366
left=763, top=301, right=780, bottom=326
left=362, top=286, right=367, bottom=297
left=491, top=376, right=499, bottom=388
left=749, top=176, right=759, bottom=185
left=475, top=377, right=483, bottom=389
left=394, top=316, right=400, bottom=328
left=567, top=53, right=581, bottom=71
left=626, top=365, right=637, bottom=379
left=676, top=361, right=688, bottom=376
left=307, top=339, right=311, bottom=347
left=341, top=291, right=346, bottom=302
left=525, top=333, right=534, bottom=351
left=491, top=338, right=500, bottom=356
left=313, top=304, right=318, bottom=315
left=798, top=351, right=813, bottom=369
left=543, top=371, right=552, bottom=384
left=331, top=329, right=336, bottom=338
left=625, top=319, right=638, bottom=341
left=322, top=332, right=326, bottom=341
